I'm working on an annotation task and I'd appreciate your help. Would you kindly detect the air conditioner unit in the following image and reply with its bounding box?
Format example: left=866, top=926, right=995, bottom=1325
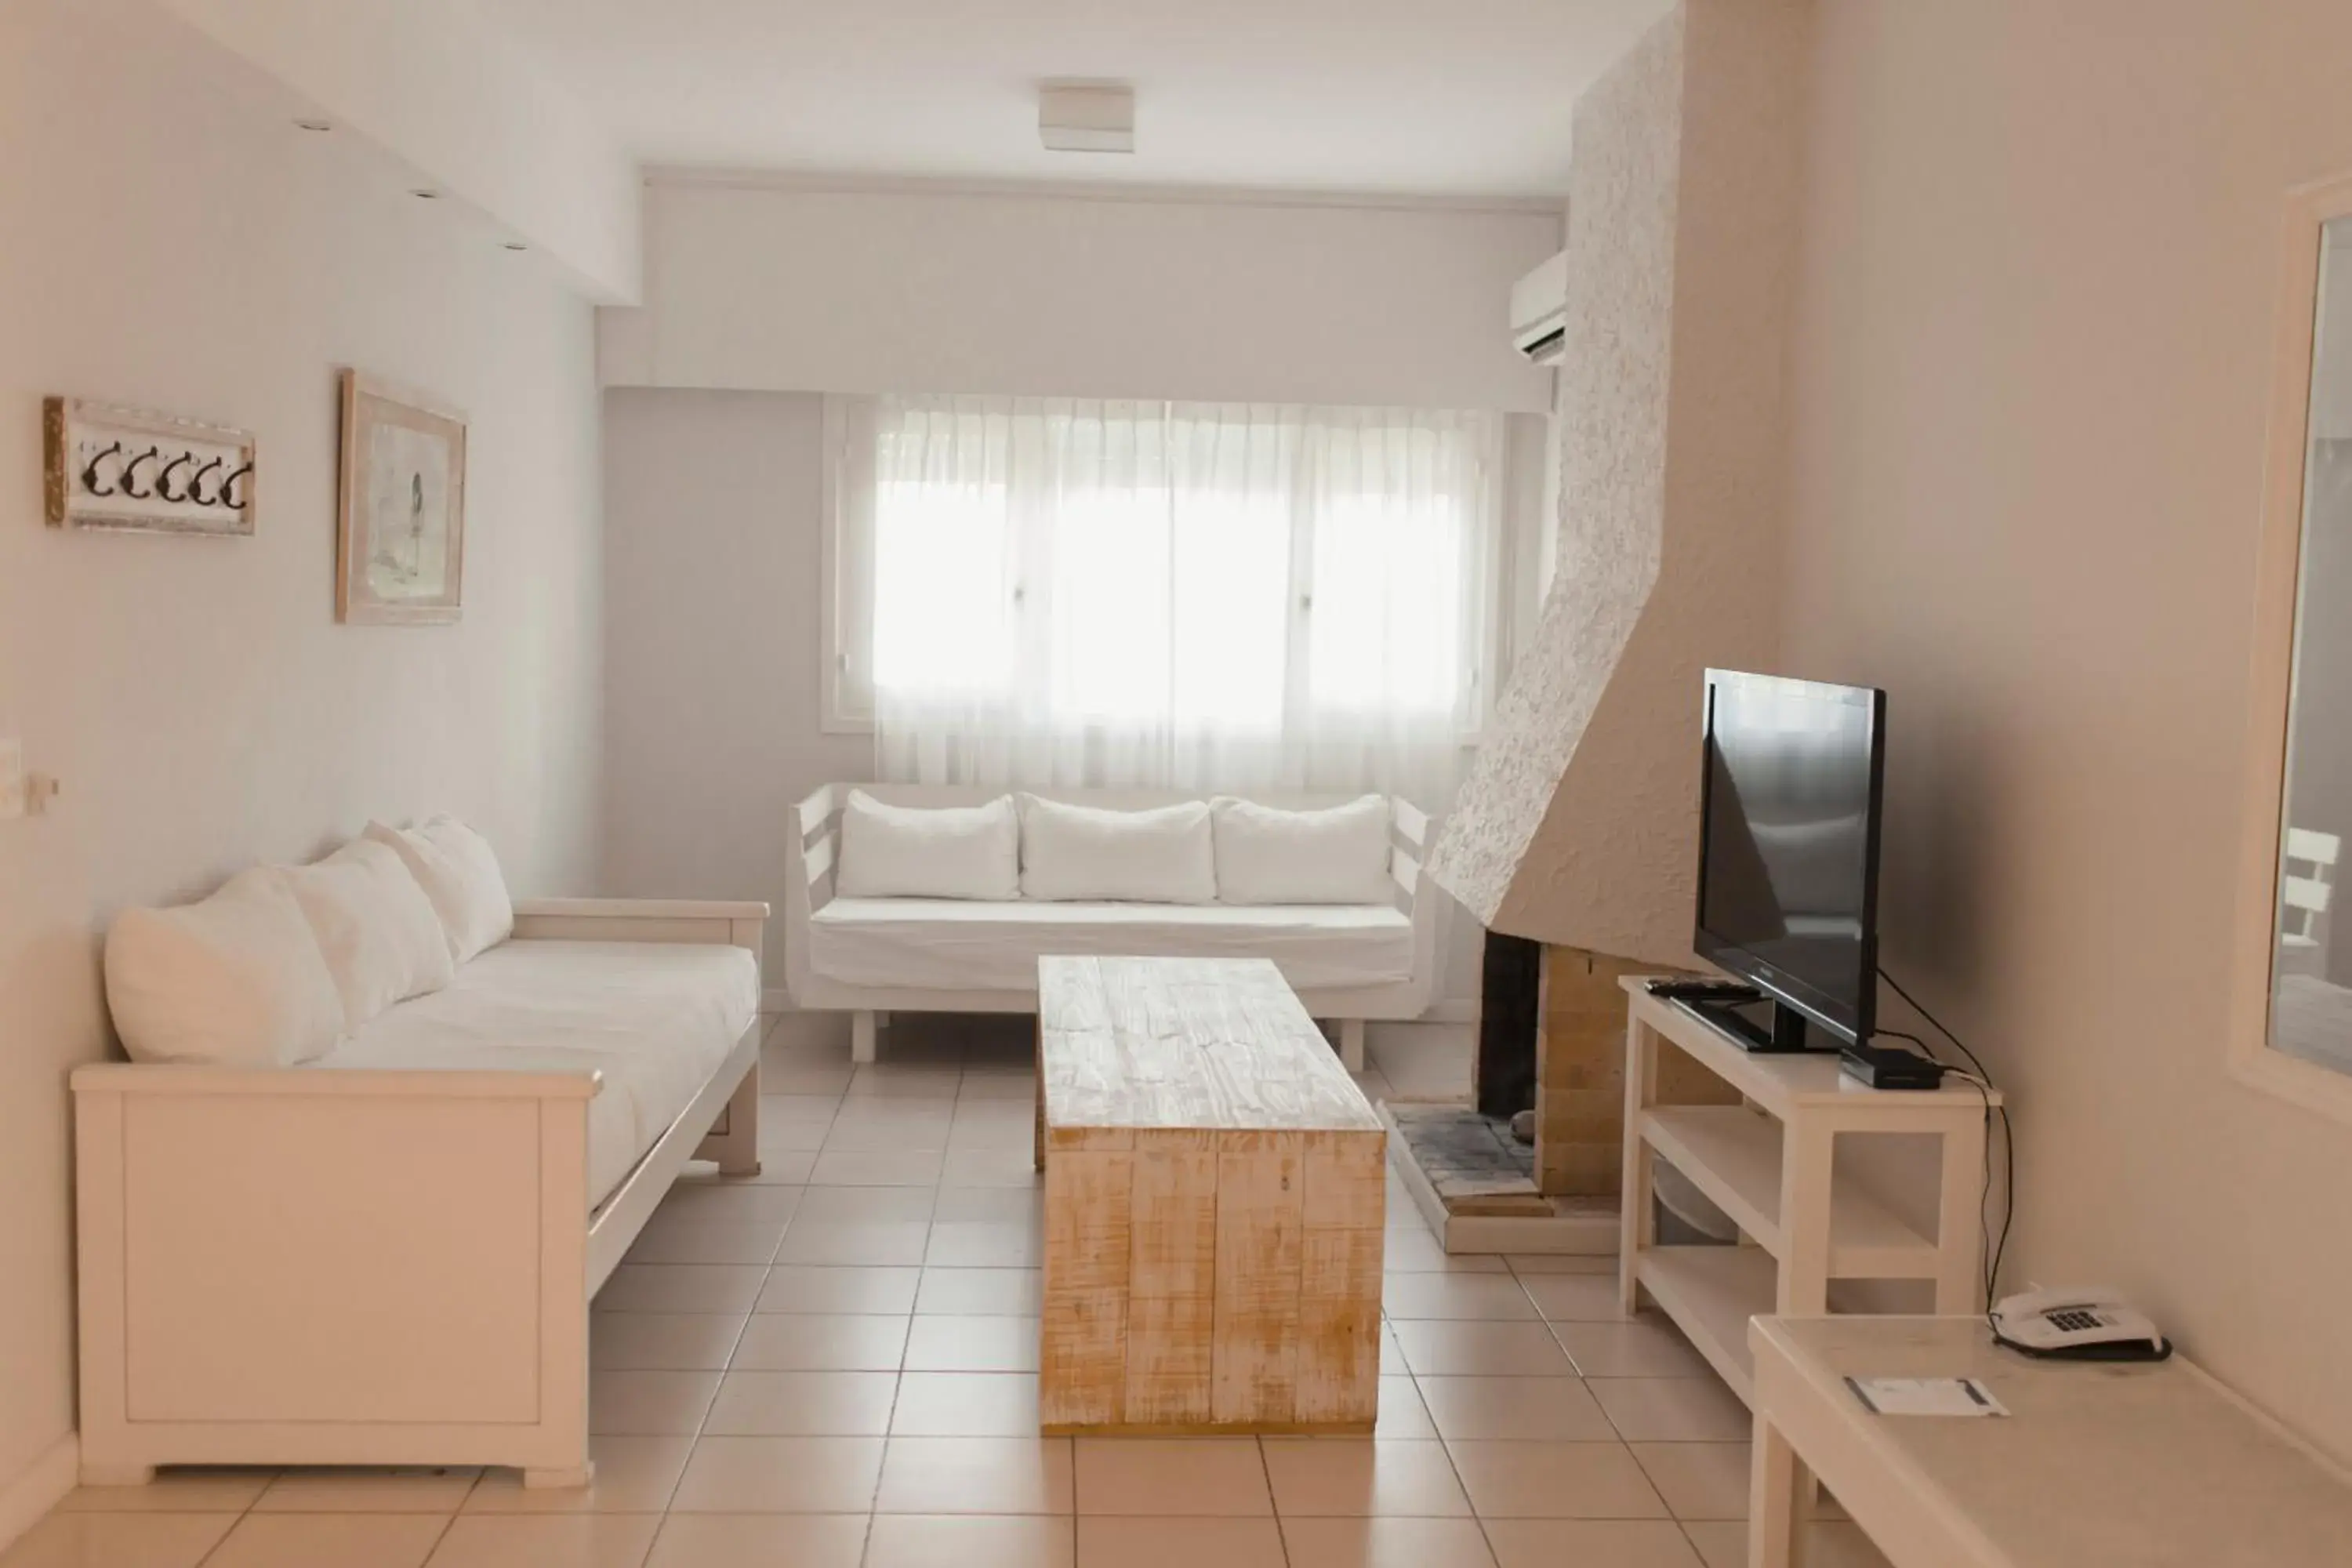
left=1510, top=250, right=1569, bottom=366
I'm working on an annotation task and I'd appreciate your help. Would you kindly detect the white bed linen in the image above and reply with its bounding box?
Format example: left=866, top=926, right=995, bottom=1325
left=806, top=897, right=1414, bottom=993
left=312, top=939, right=759, bottom=1209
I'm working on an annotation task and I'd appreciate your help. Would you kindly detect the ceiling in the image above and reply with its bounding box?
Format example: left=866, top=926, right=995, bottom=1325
left=477, top=0, right=1675, bottom=200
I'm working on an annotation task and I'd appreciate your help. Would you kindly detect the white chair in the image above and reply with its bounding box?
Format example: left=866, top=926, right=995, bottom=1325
left=2278, top=826, right=2339, bottom=978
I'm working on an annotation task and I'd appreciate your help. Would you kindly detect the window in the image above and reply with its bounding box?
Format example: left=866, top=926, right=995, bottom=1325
left=824, top=395, right=1503, bottom=797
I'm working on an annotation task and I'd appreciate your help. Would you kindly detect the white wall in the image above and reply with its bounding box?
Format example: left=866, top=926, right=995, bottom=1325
left=601, top=179, right=1560, bottom=412
left=1779, top=0, right=2352, bottom=1463
left=0, top=0, right=605, bottom=1515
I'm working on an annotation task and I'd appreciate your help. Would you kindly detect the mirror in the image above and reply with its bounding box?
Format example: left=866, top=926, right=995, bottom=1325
left=2266, top=213, right=2352, bottom=1079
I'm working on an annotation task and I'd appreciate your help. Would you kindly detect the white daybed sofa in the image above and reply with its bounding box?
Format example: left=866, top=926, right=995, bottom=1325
left=71, top=820, right=767, bottom=1489
left=783, top=786, right=1438, bottom=1070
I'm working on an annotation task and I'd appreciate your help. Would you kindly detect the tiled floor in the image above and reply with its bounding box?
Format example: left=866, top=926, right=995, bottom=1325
left=6, top=1014, right=1893, bottom=1568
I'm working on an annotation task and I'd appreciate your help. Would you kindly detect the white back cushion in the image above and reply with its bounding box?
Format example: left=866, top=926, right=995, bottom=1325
left=365, top=816, right=514, bottom=964
left=1018, top=796, right=1217, bottom=903
left=1212, top=795, right=1394, bottom=906
left=105, top=867, right=347, bottom=1066
left=837, top=791, right=1020, bottom=901
left=283, top=837, right=455, bottom=1028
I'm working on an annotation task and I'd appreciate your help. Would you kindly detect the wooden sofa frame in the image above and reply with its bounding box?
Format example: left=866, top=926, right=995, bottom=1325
left=71, top=898, right=768, bottom=1490
left=782, top=784, right=1438, bottom=1072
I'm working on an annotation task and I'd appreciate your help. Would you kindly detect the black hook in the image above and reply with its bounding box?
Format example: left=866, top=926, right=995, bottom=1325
left=156, top=451, right=195, bottom=504
left=188, top=456, right=226, bottom=506
left=80, top=441, right=123, bottom=498
left=220, top=460, right=252, bottom=511
left=118, top=446, right=160, bottom=501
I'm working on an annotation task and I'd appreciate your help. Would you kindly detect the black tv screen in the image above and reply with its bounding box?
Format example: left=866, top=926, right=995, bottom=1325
left=1695, top=670, right=1886, bottom=1044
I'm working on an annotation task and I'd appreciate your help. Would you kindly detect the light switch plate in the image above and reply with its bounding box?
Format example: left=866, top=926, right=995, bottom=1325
left=0, top=739, right=24, bottom=819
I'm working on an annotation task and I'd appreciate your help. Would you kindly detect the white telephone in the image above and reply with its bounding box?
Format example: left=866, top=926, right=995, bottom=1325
left=1991, top=1287, right=2172, bottom=1362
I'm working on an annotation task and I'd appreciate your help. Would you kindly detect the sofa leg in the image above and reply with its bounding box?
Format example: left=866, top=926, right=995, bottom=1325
left=523, top=1463, right=595, bottom=1490
left=1338, top=1018, right=1367, bottom=1074
left=851, top=1010, right=877, bottom=1065
left=78, top=1462, right=154, bottom=1487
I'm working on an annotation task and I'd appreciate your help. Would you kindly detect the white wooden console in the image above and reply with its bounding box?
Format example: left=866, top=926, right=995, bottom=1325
left=1617, top=978, right=1997, bottom=1406
left=1748, top=1315, right=2352, bottom=1567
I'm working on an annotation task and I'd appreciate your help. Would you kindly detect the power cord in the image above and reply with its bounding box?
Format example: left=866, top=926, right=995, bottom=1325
left=1875, top=967, right=2015, bottom=1313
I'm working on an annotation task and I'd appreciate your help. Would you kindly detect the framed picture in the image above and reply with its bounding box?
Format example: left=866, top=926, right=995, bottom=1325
left=336, top=369, right=467, bottom=625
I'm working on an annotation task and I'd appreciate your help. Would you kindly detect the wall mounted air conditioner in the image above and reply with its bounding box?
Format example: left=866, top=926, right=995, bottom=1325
left=1510, top=250, right=1569, bottom=366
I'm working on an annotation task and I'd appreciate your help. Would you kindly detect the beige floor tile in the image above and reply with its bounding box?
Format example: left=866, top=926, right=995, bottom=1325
left=1516, top=1271, right=1628, bottom=1321
left=758, top=1120, right=836, bottom=1152
left=591, top=1369, right=723, bottom=1434
left=1483, top=1519, right=1703, bottom=1568
left=251, top=1467, right=478, bottom=1512
left=1504, top=1254, right=1618, bottom=1275
left=593, top=1312, right=749, bottom=1371
left=1260, top=1439, right=1470, bottom=1517
left=1379, top=1323, right=1409, bottom=1377
left=742, top=1149, right=822, bottom=1185
left=463, top=1436, right=694, bottom=1515
left=1443, top=1442, right=1668, bottom=1519
left=902, top=1315, right=1040, bottom=1372
left=1552, top=1319, right=1713, bottom=1379
left=203, top=1513, right=448, bottom=1568
left=875, top=1437, right=1073, bottom=1515
left=822, top=1107, right=959, bottom=1146
left=758, top=1266, right=923, bottom=1315
left=1278, top=1516, right=1498, bottom=1568
left=763, top=1065, right=856, bottom=1096
left=597, top=1265, right=769, bottom=1316
left=1588, top=1378, right=1750, bottom=1442
left=644, top=1512, right=869, bottom=1568
left=56, top=1469, right=273, bottom=1512
left=1388, top=1321, right=1577, bottom=1377
left=924, top=1221, right=1043, bottom=1268
left=1629, top=1443, right=1749, bottom=1521
left=626, top=1217, right=789, bottom=1267
left=1682, top=1520, right=1892, bottom=1568
left=933, top=1188, right=1042, bottom=1224
left=864, top=1515, right=1069, bottom=1568
left=0, top=1513, right=233, bottom=1568
left=939, top=1150, right=1046, bottom=1189
left=1380, top=1230, right=1507, bottom=1274
left=891, top=1372, right=1043, bottom=1436
left=1378, top=1273, right=1538, bottom=1321
left=797, top=1186, right=940, bottom=1222
left=811, top=1150, right=950, bottom=1185
left=775, top=1221, right=933, bottom=1266
left=761, top=1094, right=847, bottom=1125
left=846, top=1065, right=964, bottom=1099
left=703, top=1370, right=900, bottom=1436
left=1073, top=1438, right=1270, bottom=1516
left=658, top=1185, right=807, bottom=1225
left=731, top=1312, right=911, bottom=1371
left=1075, top=1515, right=1285, bottom=1568
left=423, top=1513, right=661, bottom=1568
left=914, top=1268, right=1042, bottom=1316
left=670, top=1436, right=885, bottom=1512
left=1366, top=1377, right=1438, bottom=1440
left=1413, top=1376, right=1616, bottom=1441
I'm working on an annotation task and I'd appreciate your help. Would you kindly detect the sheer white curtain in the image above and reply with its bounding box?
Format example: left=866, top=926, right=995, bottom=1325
left=854, top=395, right=1499, bottom=804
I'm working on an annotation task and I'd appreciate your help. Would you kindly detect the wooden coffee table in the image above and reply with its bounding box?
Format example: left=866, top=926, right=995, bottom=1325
left=1034, top=955, right=1385, bottom=1434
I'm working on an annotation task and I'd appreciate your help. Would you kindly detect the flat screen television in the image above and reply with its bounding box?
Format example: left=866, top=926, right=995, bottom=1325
left=1693, top=669, right=1886, bottom=1051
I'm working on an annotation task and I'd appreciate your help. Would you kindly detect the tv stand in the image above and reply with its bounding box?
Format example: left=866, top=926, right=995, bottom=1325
left=1686, top=994, right=1826, bottom=1054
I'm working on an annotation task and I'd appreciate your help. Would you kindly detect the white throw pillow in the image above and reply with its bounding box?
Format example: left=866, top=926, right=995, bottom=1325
left=365, top=816, right=514, bottom=963
left=283, top=837, right=456, bottom=1028
left=1018, top=796, right=1218, bottom=903
left=1212, top=795, right=1395, bottom=905
left=104, top=867, right=347, bottom=1066
left=836, top=792, right=1021, bottom=901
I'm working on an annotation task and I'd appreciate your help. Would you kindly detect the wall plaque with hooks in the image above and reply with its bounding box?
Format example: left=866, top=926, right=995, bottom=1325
left=43, top=397, right=256, bottom=536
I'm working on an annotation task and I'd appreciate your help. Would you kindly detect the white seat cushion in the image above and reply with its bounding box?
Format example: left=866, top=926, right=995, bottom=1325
left=806, top=898, right=1413, bottom=993
left=837, top=791, right=1019, bottom=901
left=312, top=939, right=759, bottom=1208
left=1212, top=795, right=1393, bottom=905
left=1018, top=796, right=1218, bottom=903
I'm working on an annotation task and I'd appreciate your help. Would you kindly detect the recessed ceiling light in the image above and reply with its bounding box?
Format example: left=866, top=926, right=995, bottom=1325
left=1040, top=83, right=1134, bottom=154
left=411, top=188, right=442, bottom=200
left=293, top=118, right=333, bottom=133
left=503, top=241, right=529, bottom=252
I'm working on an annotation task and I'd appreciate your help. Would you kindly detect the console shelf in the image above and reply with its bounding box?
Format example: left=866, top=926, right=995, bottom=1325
left=1618, top=979, right=2001, bottom=1415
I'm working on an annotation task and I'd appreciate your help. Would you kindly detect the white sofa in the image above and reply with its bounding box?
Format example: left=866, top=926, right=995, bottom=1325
left=72, top=824, right=767, bottom=1489
left=783, top=785, right=1438, bottom=1070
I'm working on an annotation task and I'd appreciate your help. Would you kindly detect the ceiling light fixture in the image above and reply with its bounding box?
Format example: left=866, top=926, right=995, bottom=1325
left=503, top=241, right=529, bottom=252
left=411, top=188, right=442, bottom=200
left=1039, top=83, right=1134, bottom=154
left=293, top=118, right=333, bottom=133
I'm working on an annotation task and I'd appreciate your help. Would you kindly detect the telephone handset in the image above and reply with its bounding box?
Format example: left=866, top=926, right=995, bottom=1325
left=1991, top=1287, right=2172, bottom=1362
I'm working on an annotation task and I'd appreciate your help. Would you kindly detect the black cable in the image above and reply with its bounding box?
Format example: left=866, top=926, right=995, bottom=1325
left=1876, top=967, right=2016, bottom=1311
